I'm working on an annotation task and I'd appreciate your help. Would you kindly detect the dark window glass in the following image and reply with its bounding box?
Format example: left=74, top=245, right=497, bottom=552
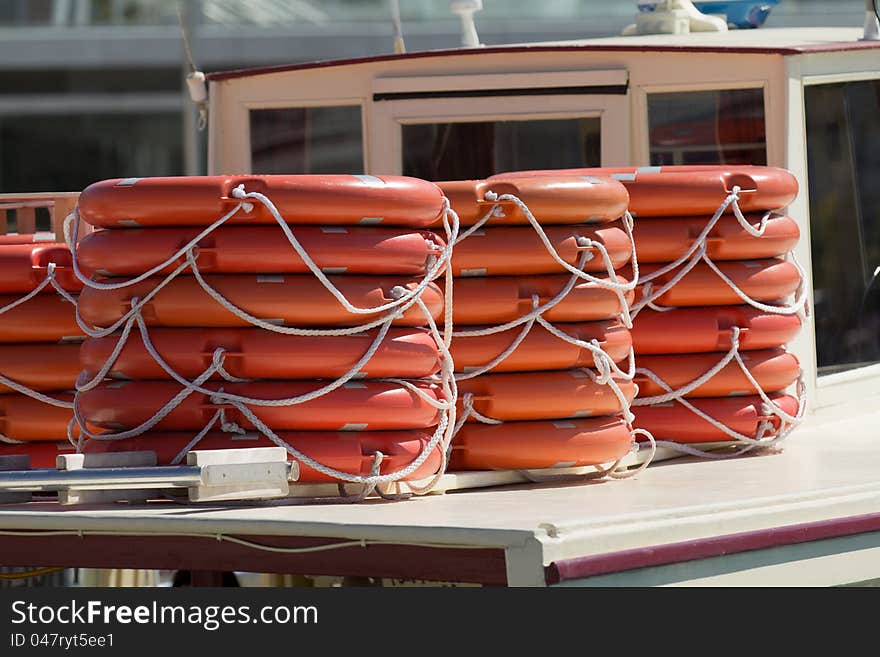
left=805, top=79, right=880, bottom=375
left=402, top=117, right=600, bottom=181
left=250, top=106, right=363, bottom=175
left=648, top=88, right=766, bottom=166
left=0, top=113, right=181, bottom=193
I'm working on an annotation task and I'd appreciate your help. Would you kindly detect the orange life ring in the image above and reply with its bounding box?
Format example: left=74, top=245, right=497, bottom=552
left=0, top=343, right=81, bottom=393
left=632, top=259, right=801, bottom=307
left=77, top=275, right=444, bottom=329
left=0, top=441, right=76, bottom=468
left=81, top=327, right=441, bottom=381
left=0, top=295, right=82, bottom=343
left=492, top=166, right=798, bottom=216
left=76, top=226, right=445, bottom=277
left=633, top=394, right=799, bottom=443
left=82, top=430, right=442, bottom=483
left=632, top=214, right=800, bottom=263
left=451, top=320, right=631, bottom=373
left=458, top=370, right=635, bottom=422
left=77, top=380, right=444, bottom=432
left=436, top=176, right=628, bottom=227
left=0, top=394, right=74, bottom=442
left=445, top=222, right=631, bottom=276
left=77, top=175, right=446, bottom=228
left=631, top=306, right=802, bottom=355
left=0, top=244, right=81, bottom=294
left=634, top=348, right=800, bottom=398
left=446, top=274, right=632, bottom=325
left=450, top=417, right=633, bottom=470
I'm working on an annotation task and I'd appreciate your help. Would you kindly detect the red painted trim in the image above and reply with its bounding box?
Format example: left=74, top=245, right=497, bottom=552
left=207, top=41, right=880, bottom=82
left=0, top=532, right=508, bottom=585
left=545, top=511, right=880, bottom=584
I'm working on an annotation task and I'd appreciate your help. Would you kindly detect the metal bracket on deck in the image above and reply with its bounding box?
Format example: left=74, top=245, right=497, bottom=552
left=0, top=448, right=294, bottom=505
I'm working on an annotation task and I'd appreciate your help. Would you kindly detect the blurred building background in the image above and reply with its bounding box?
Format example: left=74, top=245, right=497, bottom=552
left=0, top=0, right=867, bottom=193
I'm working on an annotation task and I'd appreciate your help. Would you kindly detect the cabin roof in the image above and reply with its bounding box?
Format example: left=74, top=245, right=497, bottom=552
left=208, top=27, right=876, bottom=82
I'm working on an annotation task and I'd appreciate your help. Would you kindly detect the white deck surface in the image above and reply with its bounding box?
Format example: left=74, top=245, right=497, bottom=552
left=0, top=398, right=878, bottom=585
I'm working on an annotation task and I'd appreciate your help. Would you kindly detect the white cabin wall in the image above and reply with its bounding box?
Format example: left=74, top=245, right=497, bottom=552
left=209, top=48, right=880, bottom=416
left=210, top=49, right=785, bottom=173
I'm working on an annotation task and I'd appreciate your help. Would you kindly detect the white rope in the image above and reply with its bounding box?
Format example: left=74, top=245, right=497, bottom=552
left=0, top=262, right=78, bottom=315
left=445, top=189, right=651, bottom=481
left=68, top=188, right=460, bottom=496
left=451, top=251, right=594, bottom=338
left=0, top=263, right=78, bottom=409
left=625, top=183, right=808, bottom=457
left=0, top=370, right=73, bottom=409
left=631, top=188, right=807, bottom=319
left=630, top=328, right=806, bottom=454
left=480, top=191, right=638, bottom=293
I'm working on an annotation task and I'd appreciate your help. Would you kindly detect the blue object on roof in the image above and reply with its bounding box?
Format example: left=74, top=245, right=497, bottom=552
left=637, top=1, right=782, bottom=29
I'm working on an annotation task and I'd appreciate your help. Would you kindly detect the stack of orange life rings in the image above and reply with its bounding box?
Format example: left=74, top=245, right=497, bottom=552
left=494, top=165, right=806, bottom=454
left=0, top=241, right=83, bottom=468
left=67, top=174, right=459, bottom=491
left=436, top=175, right=642, bottom=472
left=598, top=166, right=806, bottom=452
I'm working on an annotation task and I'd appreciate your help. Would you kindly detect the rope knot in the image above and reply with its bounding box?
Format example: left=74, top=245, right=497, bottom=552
left=389, top=285, right=408, bottom=300
left=729, top=325, right=742, bottom=350
left=211, top=347, right=227, bottom=369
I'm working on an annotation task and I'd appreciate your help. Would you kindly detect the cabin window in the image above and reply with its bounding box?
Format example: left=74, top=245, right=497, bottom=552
left=805, top=79, right=880, bottom=376
left=401, top=117, right=601, bottom=181
left=249, top=105, right=364, bottom=174
left=647, top=88, right=766, bottom=166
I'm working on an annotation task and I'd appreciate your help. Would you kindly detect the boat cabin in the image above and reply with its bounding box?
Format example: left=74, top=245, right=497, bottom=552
left=2, top=23, right=880, bottom=588
left=207, top=26, right=880, bottom=419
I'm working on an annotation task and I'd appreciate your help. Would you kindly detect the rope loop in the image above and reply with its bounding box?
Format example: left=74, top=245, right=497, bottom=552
left=63, top=185, right=460, bottom=498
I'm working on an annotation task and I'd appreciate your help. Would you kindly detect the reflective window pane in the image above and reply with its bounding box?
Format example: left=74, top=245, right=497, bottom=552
left=250, top=106, right=363, bottom=175
left=805, top=79, right=880, bottom=374
left=0, top=113, right=181, bottom=193
left=648, top=88, right=766, bottom=166
left=402, top=117, right=600, bottom=181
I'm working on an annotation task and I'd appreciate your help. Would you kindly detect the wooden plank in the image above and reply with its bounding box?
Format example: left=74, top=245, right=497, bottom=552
left=0, top=192, right=79, bottom=201
left=0, top=202, right=52, bottom=210
left=53, top=197, right=79, bottom=242
left=16, top=206, right=36, bottom=234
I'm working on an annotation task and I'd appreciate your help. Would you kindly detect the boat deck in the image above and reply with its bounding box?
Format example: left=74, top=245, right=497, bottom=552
left=0, top=398, right=878, bottom=586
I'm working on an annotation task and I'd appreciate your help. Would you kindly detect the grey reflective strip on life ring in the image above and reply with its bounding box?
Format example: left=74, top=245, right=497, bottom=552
left=353, top=174, right=384, bottom=185
left=116, top=178, right=142, bottom=186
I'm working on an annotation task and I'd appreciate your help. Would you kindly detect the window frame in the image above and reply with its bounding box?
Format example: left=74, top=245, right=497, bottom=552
left=369, top=70, right=631, bottom=173
left=220, top=98, right=368, bottom=175
left=634, top=80, right=774, bottom=166
left=799, top=71, right=880, bottom=409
